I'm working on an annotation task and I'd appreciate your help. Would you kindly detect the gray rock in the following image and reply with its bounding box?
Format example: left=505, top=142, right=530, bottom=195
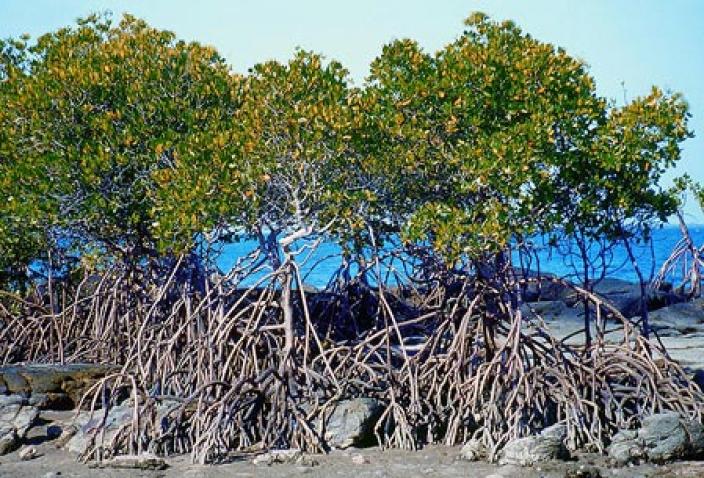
left=0, top=427, right=19, bottom=455
left=607, top=412, right=704, bottom=464
left=650, top=300, right=704, bottom=337
left=520, top=272, right=567, bottom=303
left=18, top=445, right=39, bottom=460
left=639, top=413, right=689, bottom=462
left=0, top=402, right=39, bottom=455
left=0, top=395, right=27, bottom=408
left=552, top=278, right=645, bottom=318
left=590, top=279, right=643, bottom=318
left=323, top=398, right=383, bottom=449
left=541, top=423, right=568, bottom=440
left=565, top=465, right=602, bottom=478
left=64, top=399, right=180, bottom=455
left=460, top=438, right=486, bottom=461
left=520, top=301, right=581, bottom=321
left=351, top=453, right=370, bottom=465
left=64, top=404, right=133, bottom=454
left=252, top=449, right=302, bottom=466
left=100, top=453, right=167, bottom=470
left=684, top=419, right=704, bottom=457
left=607, top=429, right=644, bottom=464
left=593, top=278, right=638, bottom=296
left=693, top=369, right=704, bottom=392
left=54, top=424, right=78, bottom=448
left=0, top=363, right=119, bottom=409
left=498, top=424, right=569, bottom=466
left=28, top=392, right=72, bottom=409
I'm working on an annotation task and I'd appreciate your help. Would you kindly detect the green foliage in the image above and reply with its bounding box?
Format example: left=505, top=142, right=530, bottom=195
left=0, top=11, right=694, bottom=280
left=360, top=14, right=690, bottom=261
left=0, top=13, right=237, bottom=273
left=156, top=49, right=357, bottom=250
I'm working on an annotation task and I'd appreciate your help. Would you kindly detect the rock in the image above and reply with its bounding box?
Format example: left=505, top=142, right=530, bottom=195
left=63, top=398, right=181, bottom=456
left=638, top=412, right=689, bottom=462
left=0, top=395, right=27, bottom=408
left=592, top=278, right=639, bottom=297
left=683, top=419, right=704, bottom=457
left=498, top=424, right=569, bottom=466
left=0, top=402, right=39, bottom=455
left=649, top=300, right=704, bottom=337
left=42, top=473, right=62, bottom=478
left=323, top=398, right=383, bottom=449
left=0, top=428, right=19, bottom=455
left=607, top=429, right=643, bottom=465
left=542, top=423, right=568, bottom=440
left=351, top=453, right=370, bottom=465
left=607, top=412, right=704, bottom=464
left=18, top=445, right=39, bottom=460
left=460, top=439, right=486, bottom=461
left=54, top=424, right=78, bottom=448
left=589, top=279, right=643, bottom=318
left=297, top=455, right=320, bottom=467
left=64, top=404, right=133, bottom=454
left=99, top=453, right=167, bottom=470
left=252, top=449, right=302, bottom=466
left=519, top=272, right=566, bottom=303
left=28, top=392, right=72, bottom=410
left=520, top=301, right=580, bottom=321
left=565, top=465, right=602, bottom=478
left=693, top=369, right=704, bottom=391
left=0, top=364, right=119, bottom=409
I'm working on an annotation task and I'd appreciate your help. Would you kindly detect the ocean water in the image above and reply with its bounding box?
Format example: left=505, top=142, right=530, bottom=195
left=214, top=224, right=704, bottom=288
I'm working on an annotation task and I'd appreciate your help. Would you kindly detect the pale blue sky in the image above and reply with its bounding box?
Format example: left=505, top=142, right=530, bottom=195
left=2, top=0, right=703, bottom=220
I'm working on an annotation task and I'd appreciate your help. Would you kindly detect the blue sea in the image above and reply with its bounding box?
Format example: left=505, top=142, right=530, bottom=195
left=214, top=224, right=704, bottom=288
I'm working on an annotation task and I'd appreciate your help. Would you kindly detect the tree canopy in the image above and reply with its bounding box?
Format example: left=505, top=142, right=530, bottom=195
left=0, top=13, right=237, bottom=279
left=360, top=13, right=690, bottom=262
left=0, top=11, right=692, bottom=285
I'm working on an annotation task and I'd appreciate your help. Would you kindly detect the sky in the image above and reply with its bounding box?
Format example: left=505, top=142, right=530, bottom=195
left=2, top=0, right=703, bottom=220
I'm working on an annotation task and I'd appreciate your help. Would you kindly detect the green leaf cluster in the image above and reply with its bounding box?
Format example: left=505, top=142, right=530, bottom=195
left=0, top=12, right=692, bottom=281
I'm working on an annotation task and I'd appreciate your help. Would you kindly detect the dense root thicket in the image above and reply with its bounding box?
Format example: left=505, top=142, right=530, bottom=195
left=1, top=248, right=702, bottom=464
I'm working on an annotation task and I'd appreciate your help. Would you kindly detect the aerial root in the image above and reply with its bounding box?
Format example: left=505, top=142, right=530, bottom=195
left=1, top=260, right=702, bottom=464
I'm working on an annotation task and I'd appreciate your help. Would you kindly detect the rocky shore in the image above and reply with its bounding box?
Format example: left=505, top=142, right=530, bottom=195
left=1, top=277, right=703, bottom=477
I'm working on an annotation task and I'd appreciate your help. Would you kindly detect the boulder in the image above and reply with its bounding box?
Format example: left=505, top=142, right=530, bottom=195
left=64, top=404, right=133, bottom=455
left=98, top=453, right=167, bottom=470
left=586, top=278, right=643, bottom=318
left=323, top=398, right=383, bottom=449
left=64, top=399, right=182, bottom=455
left=460, top=438, right=486, bottom=461
left=693, top=369, right=704, bottom=392
left=519, top=272, right=567, bottom=303
left=0, top=363, right=119, bottom=409
left=18, top=445, right=39, bottom=460
left=564, top=465, right=602, bottom=478
left=252, top=449, right=312, bottom=466
left=587, top=278, right=685, bottom=319
left=351, top=453, right=370, bottom=465
left=649, top=299, right=704, bottom=337
left=498, top=424, right=569, bottom=466
left=0, top=428, right=19, bottom=455
left=0, top=400, right=39, bottom=455
left=607, top=412, right=704, bottom=464
left=520, top=301, right=583, bottom=322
